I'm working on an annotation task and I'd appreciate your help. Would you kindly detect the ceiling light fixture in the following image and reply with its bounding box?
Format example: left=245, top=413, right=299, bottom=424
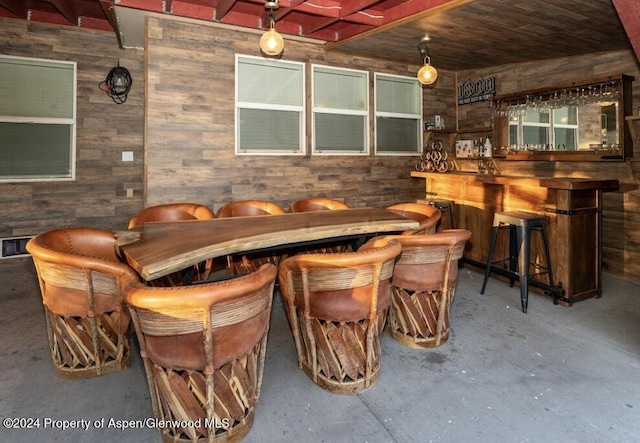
left=99, top=63, right=132, bottom=104
left=260, top=0, right=284, bottom=56
left=417, top=36, right=438, bottom=86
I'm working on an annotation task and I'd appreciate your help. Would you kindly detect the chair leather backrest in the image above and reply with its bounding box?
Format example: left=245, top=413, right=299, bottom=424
left=289, top=198, right=350, bottom=212
left=363, top=229, right=472, bottom=292
left=126, top=263, right=277, bottom=371
left=386, top=203, right=441, bottom=234
left=128, top=203, right=215, bottom=228
left=278, top=239, right=401, bottom=322
left=26, top=228, right=140, bottom=317
left=217, top=200, right=286, bottom=217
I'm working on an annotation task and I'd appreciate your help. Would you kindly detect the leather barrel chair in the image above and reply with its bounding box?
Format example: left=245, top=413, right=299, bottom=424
left=125, top=263, right=277, bottom=443
left=128, top=203, right=216, bottom=228
left=128, top=203, right=218, bottom=285
left=216, top=200, right=286, bottom=276
left=289, top=197, right=352, bottom=253
left=26, top=228, right=140, bottom=379
left=216, top=200, right=286, bottom=218
left=278, top=239, right=402, bottom=394
left=288, top=197, right=350, bottom=213
left=386, top=202, right=442, bottom=235
left=363, top=229, right=472, bottom=348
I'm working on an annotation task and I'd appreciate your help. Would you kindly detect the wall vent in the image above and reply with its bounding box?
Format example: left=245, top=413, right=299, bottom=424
left=1, top=236, right=33, bottom=259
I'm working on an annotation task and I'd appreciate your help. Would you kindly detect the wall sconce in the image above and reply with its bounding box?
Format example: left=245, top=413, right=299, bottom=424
left=417, top=37, right=438, bottom=86
left=260, top=0, right=284, bottom=56
left=99, top=63, right=132, bottom=104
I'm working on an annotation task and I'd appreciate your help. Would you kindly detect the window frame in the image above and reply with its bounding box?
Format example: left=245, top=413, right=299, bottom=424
left=311, top=64, right=369, bottom=156
left=374, top=72, right=423, bottom=156
left=235, top=54, right=306, bottom=156
left=0, top=54, right=76, bottom=183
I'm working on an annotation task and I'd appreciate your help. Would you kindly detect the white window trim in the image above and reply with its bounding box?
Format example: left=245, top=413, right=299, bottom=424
left=374, top=72, right=423, bottom=156
left=0, top=55, right=76, bottom=183
left=311, top=64, right=369, bottom=156
left=234, top=54, right=306, bottom=156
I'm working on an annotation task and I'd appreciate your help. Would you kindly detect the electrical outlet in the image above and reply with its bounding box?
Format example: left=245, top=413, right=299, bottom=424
left=122, top=151, right=134, bottom=162
left=126, top=188, right=134, bottom=198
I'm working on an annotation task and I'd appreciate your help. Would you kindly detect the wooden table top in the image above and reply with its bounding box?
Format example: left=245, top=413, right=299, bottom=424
left=115, top=208, right=419, bottom=281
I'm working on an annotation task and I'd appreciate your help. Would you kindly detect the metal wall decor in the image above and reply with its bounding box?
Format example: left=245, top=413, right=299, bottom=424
left=457, top=76, right=496, bottom=105
left=415, top=140, right=452, bottom=173
left=99, top=63, right=132, bottom=104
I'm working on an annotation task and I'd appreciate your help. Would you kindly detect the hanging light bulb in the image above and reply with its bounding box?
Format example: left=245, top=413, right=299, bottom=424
left=260, top=4, right=284, bottom=56
left=260, top=20, right=284, bottom=56
left=417, top=37, right=438, bottom=86
left=417, top=58, right=438, bottom=85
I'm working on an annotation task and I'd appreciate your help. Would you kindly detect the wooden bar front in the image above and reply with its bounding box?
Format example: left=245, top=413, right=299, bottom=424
left=412, top=171, right=619, bottom=305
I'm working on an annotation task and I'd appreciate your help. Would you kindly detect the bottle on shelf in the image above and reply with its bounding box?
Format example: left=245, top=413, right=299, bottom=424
left=483, top=137, right=492, bottom=157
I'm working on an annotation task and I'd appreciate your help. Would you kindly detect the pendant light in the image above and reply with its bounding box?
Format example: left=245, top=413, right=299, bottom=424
left=260, top=1, right=284, bottom=56
left=417, top=36, right=438, bottom=85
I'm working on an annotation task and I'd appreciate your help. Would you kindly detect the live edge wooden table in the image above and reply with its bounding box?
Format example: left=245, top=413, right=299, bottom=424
left=115, top=208, right=419, bottom=282
left=411, top=171, right=619, bottom=306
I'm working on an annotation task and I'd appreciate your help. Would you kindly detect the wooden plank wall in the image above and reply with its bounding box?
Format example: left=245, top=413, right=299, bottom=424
left=2, top=16, right=640, bottom=285
left=0, top=18, right=145, bottom=237
left=455, top=50, right=640, bottom=283
left=144, top=17, right=453, bottom=212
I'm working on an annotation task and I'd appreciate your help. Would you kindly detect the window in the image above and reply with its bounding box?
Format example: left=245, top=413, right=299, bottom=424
left=0, top=55, right=76, bottom=182
left=374, top=73, right=422, bottom=155
left=312, top=65, right=368, bottom=155
left=235, top=55, right=305, bottom=155
left=509, top=106, right=578, bottom=150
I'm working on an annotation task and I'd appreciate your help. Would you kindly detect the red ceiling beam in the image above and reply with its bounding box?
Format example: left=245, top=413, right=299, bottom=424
left=28, top=9, right=74, bottom=26
left=171, top=1, right=215, bottom=20
left=274, top=0, right=305, bottom=20
left=339, top=0, right=384, bottom=17
left=0, top=0, right=27, bottom=18
left=382, top=0, right=457, bottom=23
left=114, top=0, right=166, bottom=13
left=217, top=9, right=264, bottom=29
left=215, top=0, right=239, bottom=20
left=299, top=16, right=340, bottom=35
left=79, top=15, right=114, bottom=31
left=45, top=0, right=80, bottom=25
left=342, top=10, right=383, bottom=26
left=612, top=0, right=640, bottom=63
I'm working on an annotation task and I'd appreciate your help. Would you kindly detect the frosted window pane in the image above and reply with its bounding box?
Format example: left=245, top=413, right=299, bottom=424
left=376, top=117, right=419, bottom=152
left=238, top=58, right=302, bottom=106
left=0, top=58, right=74, bottom=118
left=238, top=109, right=300, bottom=152
left=314, top=67, right=367, bottom=111
left=376, top=76, right=420, bottom=114
left=315, top=114, right=365, bottom=151
left=0, top=123, right=72, bottom=177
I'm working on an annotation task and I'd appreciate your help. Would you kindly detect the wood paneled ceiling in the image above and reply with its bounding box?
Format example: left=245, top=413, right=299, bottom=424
left=0, top=0, right=636, bottom=70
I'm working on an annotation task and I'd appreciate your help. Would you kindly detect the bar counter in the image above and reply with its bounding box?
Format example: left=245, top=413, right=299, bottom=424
left=411, top=171, right=620, bottom=305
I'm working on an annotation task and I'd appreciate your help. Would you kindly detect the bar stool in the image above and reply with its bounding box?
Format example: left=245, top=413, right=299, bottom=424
left=428, top=200, right=455, bottom=230
left=480, top=211, right=554, bottom=313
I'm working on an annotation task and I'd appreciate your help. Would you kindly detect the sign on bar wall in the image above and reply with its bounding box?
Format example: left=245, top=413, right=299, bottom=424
left=458, top=76, right=496, bottom=105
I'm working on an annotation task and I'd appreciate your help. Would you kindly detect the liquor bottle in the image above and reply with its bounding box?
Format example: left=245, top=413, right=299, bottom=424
left=483, top=137, right=492, bottom=157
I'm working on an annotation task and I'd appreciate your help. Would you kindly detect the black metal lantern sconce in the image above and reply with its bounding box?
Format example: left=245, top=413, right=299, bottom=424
left=99, top=63, right=132, bottom=104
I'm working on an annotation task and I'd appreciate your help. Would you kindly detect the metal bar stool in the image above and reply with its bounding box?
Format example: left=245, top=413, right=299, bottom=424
left=480, top=211, right=554, bottom=313
left=428, top=200, right=455, bottom=230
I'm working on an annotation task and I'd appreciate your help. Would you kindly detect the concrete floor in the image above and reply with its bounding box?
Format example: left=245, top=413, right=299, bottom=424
left=1, top=256, right=640, bottom=443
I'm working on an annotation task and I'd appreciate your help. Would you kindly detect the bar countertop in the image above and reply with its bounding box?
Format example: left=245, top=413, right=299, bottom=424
left=411, top=171, right=620, bottom=192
